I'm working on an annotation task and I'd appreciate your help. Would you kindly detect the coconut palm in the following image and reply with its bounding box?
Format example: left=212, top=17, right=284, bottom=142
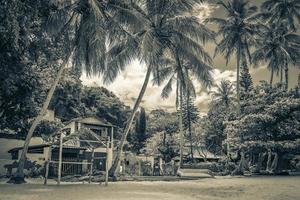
left=205, top=0, right=259, bottom=114
left=160, top=61, right=212, bottom=164
left=211, top=79, right=236, bottom=108
left=260, top=0, right=300, bottom=31
left=12, top=0, right=139, bottom=183
left=252, top=22, right=300, bottom=88
left=258, top=0, right=300, bottom=88
left=107, top=0, right=214, bottom=176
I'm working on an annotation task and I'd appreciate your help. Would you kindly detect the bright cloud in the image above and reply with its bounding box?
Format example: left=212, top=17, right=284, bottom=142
left=81, top=60, right=236, bottom=113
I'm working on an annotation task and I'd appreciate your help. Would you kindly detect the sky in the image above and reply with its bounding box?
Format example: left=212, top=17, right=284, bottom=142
left=81, top=1, right=300, bottom=113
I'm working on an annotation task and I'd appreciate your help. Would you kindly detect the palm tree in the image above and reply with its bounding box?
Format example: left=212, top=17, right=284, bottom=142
left=206, top=0, right=259, bottom=114
left=261, top=0, right=300, bottom=31
left=258, top=0, right=300, bottom=88
left=12, top=0, right=138, bottom=183
left=107, top=0, right=214, bottom=176
left=155, top=46, right=213, bottom=165
left=211, top=79, right=236, bottom=108
left=252, top=22, right=300, bottom=88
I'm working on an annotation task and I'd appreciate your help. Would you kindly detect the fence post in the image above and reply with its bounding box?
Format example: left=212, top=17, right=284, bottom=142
left=138, top=160, right=141, bottom=176
left=105, top=139, right=109, bottom=186
left=57, top=132, right=63, bottom=185
left=89, top=148, right=95, bottom=184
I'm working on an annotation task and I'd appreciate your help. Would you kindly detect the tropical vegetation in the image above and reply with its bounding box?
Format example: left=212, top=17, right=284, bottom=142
left=0, top=0, right=300, bottom=183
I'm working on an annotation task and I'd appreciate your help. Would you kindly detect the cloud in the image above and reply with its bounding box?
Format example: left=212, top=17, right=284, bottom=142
left=81, top=60, right=236, bottom=113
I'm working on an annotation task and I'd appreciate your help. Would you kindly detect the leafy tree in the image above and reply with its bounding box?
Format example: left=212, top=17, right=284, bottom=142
left=206, top=0, right=259, bottom=113
left=130, top=107, right=148, bottom=153
left=145, top=110, right=180, bottom=162
left=225, top=82, right=300, bottom=174
left=12, top=0, right=137, bottom=183
left=181, top=94, right=199, bottom=160
left=240, top=62, right=253, bottom=99
left=0, top=0, right=60, bottom=137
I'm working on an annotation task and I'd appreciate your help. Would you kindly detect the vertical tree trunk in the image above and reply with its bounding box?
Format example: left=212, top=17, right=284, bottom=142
left=280, top=67, right=283, bottom=84
left=285, top=63, right=289, bottom=90
left=270, top=68, right=274, bottom=85
left=253, top=152, right=265, bottom=174
left=186, top=89, right=193, bottom=161
left=9, top=59, right=69, bottom=184
left=109, top=66, right=152, bottom=177
left=236, top=46, right=241, bottom=114
left=270, top=152, right=278, bottom=173
left=232, top=149, right=245, bottom=175
left=179, top=85, right=184, bottom=168
left=266, top=149, right=272, bottom=172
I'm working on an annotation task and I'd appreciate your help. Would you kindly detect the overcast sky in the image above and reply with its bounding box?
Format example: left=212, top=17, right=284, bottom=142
left=81, top=1, right=300, bottom=113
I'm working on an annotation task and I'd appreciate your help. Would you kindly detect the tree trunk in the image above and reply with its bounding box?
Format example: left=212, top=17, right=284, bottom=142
left=270, top=152, right=278, bottom=173
left=236, top=46, right=241, bottom=114
left=179, top=84, right=184, bottom=168
left=266, top=149, right=272, bottom=172
left=232, top=149, right=245, bottom=175
left=270, top=68, right=274, bottom=85
left=9, top=59, right=69, bottom=184
left=280, top=67, right=283, bottom=84
left=285, top=63, right=288, bottom=90
left=253, top=152, right=265, bottom=174
left=109, top=66, right=152, bottom=177
left=187, top=91, right=193, bottom=161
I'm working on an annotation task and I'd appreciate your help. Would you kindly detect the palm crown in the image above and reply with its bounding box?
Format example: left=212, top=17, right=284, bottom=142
left=252, top=22, right=300, bottom=86
left=205, top=0, right=259, bottom=113
left=211, top=79, right=236, bottom=108
left=261, top=0, right=300, bottom=31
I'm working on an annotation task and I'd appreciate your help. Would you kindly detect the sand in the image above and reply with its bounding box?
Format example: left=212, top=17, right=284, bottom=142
left=0, top=176, right=299, bottom=200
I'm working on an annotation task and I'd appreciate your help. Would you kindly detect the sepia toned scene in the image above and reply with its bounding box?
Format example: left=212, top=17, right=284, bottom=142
left=0, top=0, right=300, bottom=199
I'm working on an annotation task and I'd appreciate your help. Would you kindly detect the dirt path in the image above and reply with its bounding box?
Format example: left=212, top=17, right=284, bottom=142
left=0, top=176, right=299, bottom=200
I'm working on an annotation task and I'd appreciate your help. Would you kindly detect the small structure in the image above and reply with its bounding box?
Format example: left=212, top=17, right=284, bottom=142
left=7, top=116, right=115, bottom=178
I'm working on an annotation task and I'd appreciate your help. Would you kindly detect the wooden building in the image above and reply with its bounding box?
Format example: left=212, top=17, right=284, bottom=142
left=7, top=117, right=115, bottom=177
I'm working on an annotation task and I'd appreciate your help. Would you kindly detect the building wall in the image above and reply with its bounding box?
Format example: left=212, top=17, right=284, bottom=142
left=17, top=148, right=48, bottom=166
left=94, top=147, right=113, bottom=170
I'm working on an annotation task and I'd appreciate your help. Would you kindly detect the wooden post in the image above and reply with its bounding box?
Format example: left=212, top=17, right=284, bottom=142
left=105, top=139, right=109, bottom=186
left=44, top=146, right=52, bottom=185
left=89, top=148, right=95, bottom=184
left=111, top=127, right=114, bottom=158
left=138, top=159, right=141, bottom=176
left=57, top=132, right=63, bottom=185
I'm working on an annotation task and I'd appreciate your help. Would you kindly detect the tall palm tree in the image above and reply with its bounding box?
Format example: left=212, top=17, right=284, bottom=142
left=211, top=79, right=236, bottom=108
left=206, top=0, right=259, bottom=114
left=211, top=79, right=235, bottom=159
left=259, top=0, right=300, bottom=88
left=107, top=0, right=214, bottom=176
left=154, top=44, right=213, bottom=165
left=252, top=22, right=300, bottom=88
left=12, top=0, right=138, bottom=183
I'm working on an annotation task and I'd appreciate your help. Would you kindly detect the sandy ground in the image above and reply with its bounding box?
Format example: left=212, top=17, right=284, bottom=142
left=0, top=176, right=299, bottom=200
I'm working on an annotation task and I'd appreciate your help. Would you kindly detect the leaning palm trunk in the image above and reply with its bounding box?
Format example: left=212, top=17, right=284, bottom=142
left=109, top=66, right=152, bottom=177
left=9, top=58, right=70, bottom=184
